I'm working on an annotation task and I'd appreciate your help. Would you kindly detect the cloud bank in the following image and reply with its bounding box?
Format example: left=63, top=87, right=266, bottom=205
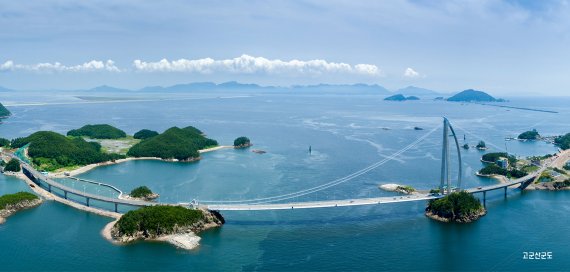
left=0, top=60, right=120, bottom=72
left=133, top=55, right=382, bottom=76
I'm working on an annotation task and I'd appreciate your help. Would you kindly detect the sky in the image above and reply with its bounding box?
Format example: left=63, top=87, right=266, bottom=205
left=1, top=0, right=569, bottom=95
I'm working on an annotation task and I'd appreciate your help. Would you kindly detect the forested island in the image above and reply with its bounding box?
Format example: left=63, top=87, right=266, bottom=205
left=425, top=191, right=486, bottom=223
left=133, top=129, right=159, bottom=140
left=67, top=124, right=127, bottom=139
left=110, top=206, right=224, bottom=249
left=127, top=126, right=218, bottom=161
left=127, top=186, right=159, bottom=201
left=555, top=133, right=570, bottom=149
left=384, top=94, right=419, bottom=101
left=234, top=136, right=252, bottom=148
left=447, top=89, right=504, bottom=102
left=0, top=192, right=42, bottom=224
left=0, top=102, right=10, bottom=118
left=518, top=129, right=540, bottom=140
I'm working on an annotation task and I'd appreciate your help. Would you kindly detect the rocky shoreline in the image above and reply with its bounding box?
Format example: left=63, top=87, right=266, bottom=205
left=0, top=198, right=43, bottom=224
left=106, top=208, right=224, bottom=250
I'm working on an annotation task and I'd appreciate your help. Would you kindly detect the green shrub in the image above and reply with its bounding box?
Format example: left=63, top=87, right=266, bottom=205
left=4, top=158, right=21, bottom=172
left=0, top=138, right=10, bottom=147
left=0, top=192, right=38, bottom=209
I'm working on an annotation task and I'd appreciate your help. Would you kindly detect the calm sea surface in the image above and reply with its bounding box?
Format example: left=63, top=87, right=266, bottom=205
left=0, top=90, right=569, bottom=271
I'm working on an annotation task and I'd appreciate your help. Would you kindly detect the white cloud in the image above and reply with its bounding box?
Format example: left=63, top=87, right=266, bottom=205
left=133, top=54, right=382, bottom=76
left=403, top=67, right=421, bottom=78
left=0, top=60, right=120, bottom=72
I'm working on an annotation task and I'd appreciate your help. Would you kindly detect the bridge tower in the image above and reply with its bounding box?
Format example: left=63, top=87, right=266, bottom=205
left=440, top=117, right=462, bottom=194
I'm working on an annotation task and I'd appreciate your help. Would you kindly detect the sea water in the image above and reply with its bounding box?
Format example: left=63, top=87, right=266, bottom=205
left=0, top=90, right=568, bottom=271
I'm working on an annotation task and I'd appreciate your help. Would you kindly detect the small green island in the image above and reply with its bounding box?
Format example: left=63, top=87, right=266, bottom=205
left=384, top=94, right=420, bottom=101
left=518, top=129, right=540, bottom=140
left=233, top=136, right=252, bottom=148
left=0, top=192, right=42, bottom=224
left=127, top=186, right=159, bottom=201
left=425, top=191, right=486, bottom=223
left=110, top=205, right=224, bottom=249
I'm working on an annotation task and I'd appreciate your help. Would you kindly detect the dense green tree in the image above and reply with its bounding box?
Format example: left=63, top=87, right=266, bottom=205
left=67, top=124, right=127, bottom=139
left=233, top=136, right=251, bottom=147
left=133, top=129, right=159, bottom=140
left=0, top=138, right=10, bottom=147
left=555, top=133, right=570, bottom=150
left=4, top=159, right=21, bottom=172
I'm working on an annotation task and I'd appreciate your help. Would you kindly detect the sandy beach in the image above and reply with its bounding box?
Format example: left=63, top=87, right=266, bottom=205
left=48, top=145, right=234, bottom=178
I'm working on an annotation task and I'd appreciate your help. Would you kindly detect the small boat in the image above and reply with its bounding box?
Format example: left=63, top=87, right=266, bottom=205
left=414, top=127, right=424, bottom=130
left=252, top=149, right=266, bottom=154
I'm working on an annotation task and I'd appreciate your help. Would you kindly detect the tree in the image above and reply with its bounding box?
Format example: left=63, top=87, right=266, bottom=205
left=518, top=129, right=540, bottom=140
left=67, top=124, right=127, bottom=139
left=130, top=186, right=153, bottom=198
left=233, top=136, right=251, bottom=148
left=0, top=138, right=10, bottom=147
left=4, top=158, right=21, bottom=172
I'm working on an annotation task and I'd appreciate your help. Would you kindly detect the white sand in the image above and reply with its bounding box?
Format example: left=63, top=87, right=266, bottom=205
left=49, top=145, right=234, bottom=178
left=157, top=233, right=201, bottom=250
left=378, top=184, right=401, bottom=192
left=0, top=217, right=5, bottom=224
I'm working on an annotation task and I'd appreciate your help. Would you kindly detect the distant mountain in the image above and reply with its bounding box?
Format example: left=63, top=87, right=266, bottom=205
left=139, top=81, right=267, bottom=92
left=88, top=85, right=131, bottom=92
left=396, top=86, right=439, bottom=96
left=447, top=89, right=504, bottom=102
left=384, top=94, right=420, bottom=101
left=0, top=102, right=11, bottom=117
left=295, top=83, right=391, bottom=94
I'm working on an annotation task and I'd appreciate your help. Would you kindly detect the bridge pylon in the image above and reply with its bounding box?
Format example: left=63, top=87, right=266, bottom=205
left=439, top=117, right=462, bottom=195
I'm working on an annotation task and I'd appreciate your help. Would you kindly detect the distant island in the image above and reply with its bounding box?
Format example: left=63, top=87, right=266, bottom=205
left=384, top=94, right=420, bottom=101
left=133, top=129, right=159, bottom=140
left=425, top=191, right=486, bottom=223
left=396, top=86, right=439, bottom=96
left=125, top=186, right=159, bottom=201
left=447, top=89, right=505, bottom=102
left=0, top=102, right=10, bottom=118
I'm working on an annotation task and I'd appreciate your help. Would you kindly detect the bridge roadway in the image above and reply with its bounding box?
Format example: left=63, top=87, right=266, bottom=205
left=7, top=151, right=555, bottom=212
left=19, top=162, right=157, bottom=211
